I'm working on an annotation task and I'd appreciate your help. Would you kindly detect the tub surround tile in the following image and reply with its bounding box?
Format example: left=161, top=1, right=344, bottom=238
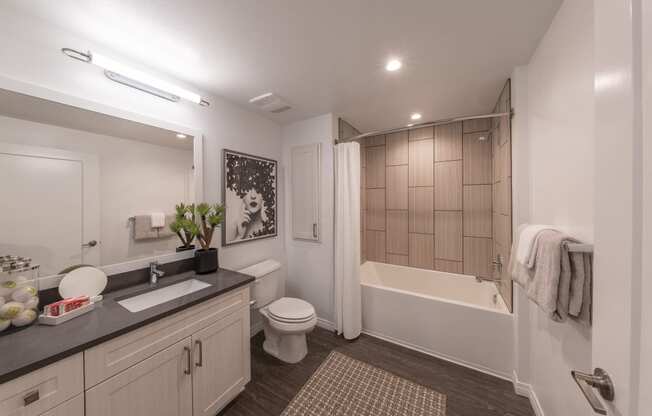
left=366, top=189, right=386, bottom=230
left=462, top=118, right=491, bottom=133
left=463, top=132, right=493, bottom=185
left=464, top=237, right=493, bottom=278
left=434, top=160, right=463, bottom=210
left=434, top=259, right=464, bottom=274
left=409, top=233, right=434, bottom=269
left=366, top=146, right=386, bottom=188
left=434, top=211, right=463, bottom=261
left=434, top=122, right=463, bottom=162
left=408, top=126, right=434, bottom=141
left=385, top=131, right=409, bottom=165
left=463, top=185, right=492, bottom=238
left=408, top=139, right=434, bottom=187
left=367, top=230, right=386, bottom=262
left=386, top=166, right=408, bottom=210
left=365, top=134, right=386, bottom=147
left=386, top=254, right=409, bottom=266
left=386, top=210, right=409, bottom=255
left=408, top=187, right=434, bottom=234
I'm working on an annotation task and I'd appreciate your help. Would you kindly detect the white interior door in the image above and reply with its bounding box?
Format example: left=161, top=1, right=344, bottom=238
left=589, top=1, right=646, bottom=415
left=291, top=143, right=321, bottom=241
left=0, top=143, right=100, bottom=275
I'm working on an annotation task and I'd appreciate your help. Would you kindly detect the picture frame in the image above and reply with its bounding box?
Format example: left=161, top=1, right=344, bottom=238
left=222, top=149, right=278, bottom=246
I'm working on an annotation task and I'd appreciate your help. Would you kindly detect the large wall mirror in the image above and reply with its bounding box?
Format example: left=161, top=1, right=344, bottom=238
left=0, top=86, right=203, bottom=284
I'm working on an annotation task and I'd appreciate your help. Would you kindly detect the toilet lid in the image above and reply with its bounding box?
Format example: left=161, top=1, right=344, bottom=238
left=268, top=297, right=315, bottom=322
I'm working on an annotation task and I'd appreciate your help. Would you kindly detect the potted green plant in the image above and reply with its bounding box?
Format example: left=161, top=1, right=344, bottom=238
left=194, top=202, right=225, bottom=274
left=169, top=203, right=198, bottom=252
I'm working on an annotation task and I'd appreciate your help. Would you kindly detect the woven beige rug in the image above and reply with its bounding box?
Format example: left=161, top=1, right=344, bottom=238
left=281, top=351, right=446, bottom=416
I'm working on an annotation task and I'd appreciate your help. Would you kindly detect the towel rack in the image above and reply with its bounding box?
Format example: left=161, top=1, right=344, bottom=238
left=566, top=243, right=593, bottom=253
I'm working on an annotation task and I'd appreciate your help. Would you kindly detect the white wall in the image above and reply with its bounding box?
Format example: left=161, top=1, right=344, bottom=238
left=282, top=114, right=336, bottom=322
left=0, top=7, right=285, bottom=275
left=512, top=1, right=594, bottom=415
left=0, top=115, right=194, bottom=265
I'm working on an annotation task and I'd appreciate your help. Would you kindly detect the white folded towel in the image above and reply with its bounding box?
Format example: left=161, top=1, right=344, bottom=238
left=150, top=212, right=166, bottom=228
left=515, top=224, right=556, bottom=266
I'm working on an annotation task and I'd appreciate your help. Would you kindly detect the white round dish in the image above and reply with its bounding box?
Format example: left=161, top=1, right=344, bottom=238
left=59, top=266, right=107, bottom=299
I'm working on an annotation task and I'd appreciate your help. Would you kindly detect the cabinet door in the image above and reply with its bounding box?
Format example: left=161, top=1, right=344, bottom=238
left=86, top=338, right=192, bottom=416
left=291, top=143, right=321, bottom=241
left=38, top=394, right=83, bottom=416
left=192, top=307, right=250, bottom=416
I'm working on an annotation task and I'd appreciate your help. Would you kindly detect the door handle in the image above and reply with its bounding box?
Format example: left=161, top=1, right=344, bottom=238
left=195, top=340, right=203, bottom=367
left=183, top=346, right=192, bottom=375
left=571, top=368, right=614, bottom=415
left=312, top=223, right=318, bottom=238
left=82, top=240, right=98, bottom=248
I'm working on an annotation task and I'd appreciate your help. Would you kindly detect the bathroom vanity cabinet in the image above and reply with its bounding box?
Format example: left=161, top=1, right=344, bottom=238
left=0, top=286, right=251, bottom=416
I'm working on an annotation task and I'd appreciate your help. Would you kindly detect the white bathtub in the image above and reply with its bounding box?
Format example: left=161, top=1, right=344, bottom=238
left=361, top=261, right=513, bottom=379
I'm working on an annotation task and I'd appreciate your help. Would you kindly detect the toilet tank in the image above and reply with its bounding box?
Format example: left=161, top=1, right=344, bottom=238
left=238, top=259, right=282, bottom=308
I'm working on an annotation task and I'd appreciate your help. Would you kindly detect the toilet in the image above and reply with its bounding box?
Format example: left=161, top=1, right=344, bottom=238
left=239, top=259, right=317, bottom=364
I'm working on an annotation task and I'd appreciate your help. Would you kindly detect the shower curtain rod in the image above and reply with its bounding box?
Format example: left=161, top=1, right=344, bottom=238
left=334, top=110, right=513, bottom=144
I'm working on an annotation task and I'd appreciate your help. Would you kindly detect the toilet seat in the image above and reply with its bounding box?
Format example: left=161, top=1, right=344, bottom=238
left=268, top=297, right=315, bottom=323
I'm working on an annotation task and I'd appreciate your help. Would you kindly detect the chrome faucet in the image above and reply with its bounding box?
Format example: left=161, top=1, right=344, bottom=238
left=149, top=261, right=165, bottom=285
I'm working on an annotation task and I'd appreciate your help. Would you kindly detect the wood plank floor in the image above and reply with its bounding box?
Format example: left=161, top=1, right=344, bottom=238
left=219, top=327, right=534, bottom=416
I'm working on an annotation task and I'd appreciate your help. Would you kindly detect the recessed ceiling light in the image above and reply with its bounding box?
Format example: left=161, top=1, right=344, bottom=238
left=410, top=113, right=422, bottom=121
left=385, top=59, right=402, bottom=72
left=176, top=133, right=187, bottom=139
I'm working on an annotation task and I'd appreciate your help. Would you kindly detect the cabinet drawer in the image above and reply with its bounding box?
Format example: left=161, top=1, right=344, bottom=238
left=85, top=286, right=249, bottom=388
left=0, top=353, right=83, bottom=416
left=39, top=394, right=83, bottom=416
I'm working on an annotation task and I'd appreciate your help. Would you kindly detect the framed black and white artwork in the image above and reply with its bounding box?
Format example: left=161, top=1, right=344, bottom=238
left=222, top=149, right=278, bottom=246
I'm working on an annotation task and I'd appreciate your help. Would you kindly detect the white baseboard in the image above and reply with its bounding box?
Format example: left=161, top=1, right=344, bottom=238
left=250, top=320, right=263, bottom=337
left=361, top=328, right=512, bottom=382
left=316, top=317, right=336, bottom=332
left=512, top=371, right=544, bottom=416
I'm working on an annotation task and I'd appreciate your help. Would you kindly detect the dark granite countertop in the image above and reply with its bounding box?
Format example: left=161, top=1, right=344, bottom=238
left=0, top=268, right=254, bottom=385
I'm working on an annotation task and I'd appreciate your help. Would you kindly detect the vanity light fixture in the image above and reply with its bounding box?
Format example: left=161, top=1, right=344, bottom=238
left=61, top=48, right=210, bottom=107
left=385, top=59, right=402, bottom=72
left=410, top=113, right=422, bottom=121
left=176, top=133, right=187, bottom=139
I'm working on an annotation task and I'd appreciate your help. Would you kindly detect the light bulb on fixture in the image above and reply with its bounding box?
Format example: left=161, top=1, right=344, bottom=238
left=410, top=113, right=422, bottom=121
left=385, top=59, right=402, bottom=72
left=61, top=48, right=209, bottom=106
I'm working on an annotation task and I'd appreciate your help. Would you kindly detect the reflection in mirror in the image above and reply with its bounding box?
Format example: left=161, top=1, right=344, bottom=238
left=0, top=88, right=197, bottom=277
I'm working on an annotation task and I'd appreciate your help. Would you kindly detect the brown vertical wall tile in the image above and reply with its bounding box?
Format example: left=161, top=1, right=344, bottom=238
left=408, top=187, right=434, bottom=233
left=387, top=254, right=409, bottom=266
left=386, top=166, right=408, bottom=210
left=366, top=146, right=386, bottom=188
left=463, top=237, right=493, bottom=278
left=365, top=135, right=386, bottom=147
left=386, top=131, right=409, bottom=165
left=366, top=230, right=386, bottom=262
left=366, top=188, right=386, bottom=230
left=434, top=122, right=463, bottom=162
left=409, top=233, right=434, bottom=269
left=462, top=118, right=491, bottom=133
left=408, top=126, right=434, bottom=141
left=463, top=133, right=493, bottom=185
left=434, top=259, right=464, bottom=274
left=463, top=185, right=493, bottom=237
left=386, top=210, right=409, bottom=255
left=408, top=139, right=434, bottom=186
left=434, top=211, right=463, bottom=261
left=434, top=161, right=463, bottom=210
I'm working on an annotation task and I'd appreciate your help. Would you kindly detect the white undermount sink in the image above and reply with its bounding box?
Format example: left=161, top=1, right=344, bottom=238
left=118, top=279, right=212, bottom=313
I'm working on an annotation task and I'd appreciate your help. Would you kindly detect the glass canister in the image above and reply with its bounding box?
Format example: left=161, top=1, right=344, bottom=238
left=0, top=256, right=40, bottom=332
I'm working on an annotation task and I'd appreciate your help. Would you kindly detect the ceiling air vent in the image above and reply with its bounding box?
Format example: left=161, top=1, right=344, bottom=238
left=249, top=92, right=292, bottom=113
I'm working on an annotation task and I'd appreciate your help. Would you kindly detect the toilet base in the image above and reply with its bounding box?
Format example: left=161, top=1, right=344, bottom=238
left=262, top=322, right=310, bottom=364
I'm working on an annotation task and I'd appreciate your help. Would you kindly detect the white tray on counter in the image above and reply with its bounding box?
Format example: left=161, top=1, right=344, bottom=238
left=38, top=302, right=95, bottom=326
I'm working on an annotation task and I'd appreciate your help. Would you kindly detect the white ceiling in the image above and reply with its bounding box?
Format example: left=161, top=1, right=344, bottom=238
left=0, top=88, right=194, bottom=150
left=3, top=0, right=561, bottom=132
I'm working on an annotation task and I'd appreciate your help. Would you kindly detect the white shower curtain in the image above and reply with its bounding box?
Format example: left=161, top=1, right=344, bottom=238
left=334, top=142, right=361, bottom=340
